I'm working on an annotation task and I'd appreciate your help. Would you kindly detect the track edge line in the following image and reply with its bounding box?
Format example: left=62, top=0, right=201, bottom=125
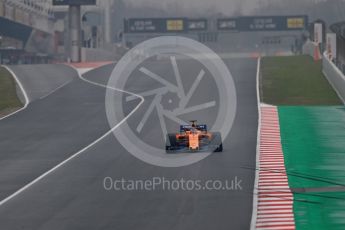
left=250, top=57, right=261, bottom=230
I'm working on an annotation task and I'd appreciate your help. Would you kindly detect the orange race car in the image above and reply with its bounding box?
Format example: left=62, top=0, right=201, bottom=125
left=165, top=121, right=223, bottom=153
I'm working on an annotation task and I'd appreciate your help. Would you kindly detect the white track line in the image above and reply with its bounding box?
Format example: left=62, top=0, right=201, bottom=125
left=39, top=80, right=73, bottom=100
left=0, top=63, right=144, bottom=207
left=250, top=57, right=261, bottom=230
left=0, top=65, right=29, bottom=121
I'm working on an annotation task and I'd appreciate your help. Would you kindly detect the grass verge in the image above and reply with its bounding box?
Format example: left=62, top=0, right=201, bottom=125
left=261, top=56, right=345, bottom=229
left=261, top=55, right=342, bottom=105
left=0, top=66, right=23, bottom=117
left=278, top=106, right=345, bottom=230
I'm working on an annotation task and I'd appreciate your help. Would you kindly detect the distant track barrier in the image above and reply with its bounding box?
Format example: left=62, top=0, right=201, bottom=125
left=322, top=52, right=345, bottom=104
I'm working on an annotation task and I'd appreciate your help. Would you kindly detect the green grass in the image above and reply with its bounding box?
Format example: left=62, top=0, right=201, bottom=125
left=0, top=67, right=23, bottom=115
left=261, top=55, right=342, bottom=105
left=294, top=191, right=345, bottom=230
left=278, top=106, right=345, bottom=230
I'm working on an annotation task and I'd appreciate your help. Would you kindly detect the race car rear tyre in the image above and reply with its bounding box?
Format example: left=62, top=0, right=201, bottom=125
left=165, top=134, right=177, bottom=153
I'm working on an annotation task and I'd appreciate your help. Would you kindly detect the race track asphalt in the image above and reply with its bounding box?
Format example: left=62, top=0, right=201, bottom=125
left=0, top=64, right=113, bottom=200
left=8, top=64, right=77, bottom=102
left=0, top=57, right=258, bottom=230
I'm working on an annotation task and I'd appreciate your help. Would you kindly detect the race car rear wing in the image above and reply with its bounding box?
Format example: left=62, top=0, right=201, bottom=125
left=180, top=124, right=207, bottom=132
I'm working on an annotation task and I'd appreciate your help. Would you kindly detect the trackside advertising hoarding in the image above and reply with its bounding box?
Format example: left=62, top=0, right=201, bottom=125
left=188, top=19, right=208, bottom=31
left=124, top=16, right=307, bottom=33
left=217, top=15, right=308, bottom=32
left=52, top=0, right=96, bottom=5
left=125, top=18, right=180, bottom=33
left=124, top=18, right=208, bottom=33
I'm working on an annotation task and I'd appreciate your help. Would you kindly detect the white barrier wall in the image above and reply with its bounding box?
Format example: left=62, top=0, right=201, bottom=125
left=322, top=52, right=345, bottom=104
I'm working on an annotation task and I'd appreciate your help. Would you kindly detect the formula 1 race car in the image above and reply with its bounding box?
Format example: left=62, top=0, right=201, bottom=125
left=165, top=121, right=223, bottom=153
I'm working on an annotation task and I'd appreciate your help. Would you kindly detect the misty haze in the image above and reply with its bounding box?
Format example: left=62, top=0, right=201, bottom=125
left=0, top=0, right=345, bottom=230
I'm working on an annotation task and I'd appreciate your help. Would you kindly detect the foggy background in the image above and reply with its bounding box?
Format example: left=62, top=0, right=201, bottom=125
left=123, top=0, right=345, bottom=24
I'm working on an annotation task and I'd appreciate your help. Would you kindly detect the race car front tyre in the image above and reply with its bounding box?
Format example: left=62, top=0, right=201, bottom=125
left=212, top=132, right=223, bottom=152
left=214, top=143, right=223, bottom=152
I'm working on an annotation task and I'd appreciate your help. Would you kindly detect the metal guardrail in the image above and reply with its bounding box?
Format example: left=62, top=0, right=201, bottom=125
left=322, top=52, right=345, bottom=104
